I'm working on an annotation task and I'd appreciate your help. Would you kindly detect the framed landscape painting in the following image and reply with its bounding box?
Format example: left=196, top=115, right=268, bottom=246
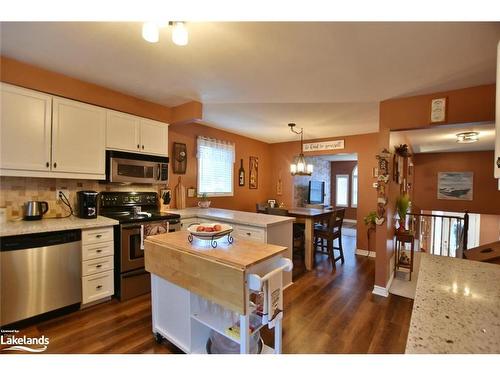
left=437, top=172, right=473, bottom=200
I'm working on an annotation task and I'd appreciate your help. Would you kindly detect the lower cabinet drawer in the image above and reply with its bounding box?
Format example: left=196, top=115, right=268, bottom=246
left=234, top=225, right=265, bottom=243
left=82, top=226, right=114, bottom=246
left=82, top=241, right=114, bottom=260
left=82, top=256, right=114, bottom=277
left=82, top=270, right=114, bottom=304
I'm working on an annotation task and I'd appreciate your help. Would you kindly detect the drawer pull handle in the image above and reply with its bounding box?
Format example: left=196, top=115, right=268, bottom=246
left=96, top=285, right=103, bottom=289
left=246, top=232, right=251, bottom=236
left=96, top=264, right=102, bottom=268
left=96, top=234, right=102, bottom=238
left=96, top=249, right=103, bottom=253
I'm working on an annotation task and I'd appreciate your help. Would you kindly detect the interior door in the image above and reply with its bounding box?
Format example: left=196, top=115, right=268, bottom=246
left=52, top=97, right=106, bottom=175
left=140, top=119, right=168, bottom=156
left=106, top=110, right=141, bottom=153
left=0, top=83, right=52, bottom=172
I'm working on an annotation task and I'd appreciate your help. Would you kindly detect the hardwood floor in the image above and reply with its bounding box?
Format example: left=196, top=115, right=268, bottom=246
left=1, top=233, right=413, bottom=354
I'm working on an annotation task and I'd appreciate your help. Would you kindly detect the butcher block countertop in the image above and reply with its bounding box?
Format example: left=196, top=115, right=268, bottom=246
left=144, top=230, right=288, bottom=314
left=405, top=253, right=500, bottom=353
left=145, top=230, right=287, bottom=270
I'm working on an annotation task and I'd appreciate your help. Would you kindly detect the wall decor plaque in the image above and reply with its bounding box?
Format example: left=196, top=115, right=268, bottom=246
left=303, top=140, right=344, bottom=152
left=172, top=142, right=187, bottom=174
left=249, top=156, right=258, bottom=189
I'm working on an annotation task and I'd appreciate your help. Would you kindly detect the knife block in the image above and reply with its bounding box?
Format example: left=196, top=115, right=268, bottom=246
left=160, top=189, right=172, bottom=212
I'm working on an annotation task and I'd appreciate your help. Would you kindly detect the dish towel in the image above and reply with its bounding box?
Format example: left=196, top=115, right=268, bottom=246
left=264, top=271, right=283, bottom=329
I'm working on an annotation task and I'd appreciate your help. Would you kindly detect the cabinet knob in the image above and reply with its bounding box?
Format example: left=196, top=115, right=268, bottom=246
left=96, top=234, right=102, bottom=238
left=96, top=285, right=102, bottom=289
left=497, top=157, right=500, bottom=168
left=137, top=144, right=140, bottom=149
left=96, top=249, right=102, bottom=253
left=46, top=162, right=50, bottom=168
left=53, top=162, right=57, bottom=168
left=96, top=264, right=102, bottom=268
left=142, top=145, right=144, bottom=150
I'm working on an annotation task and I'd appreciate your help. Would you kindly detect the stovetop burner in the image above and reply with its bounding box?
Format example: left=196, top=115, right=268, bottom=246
left=99, top=191, right=180, bottom=224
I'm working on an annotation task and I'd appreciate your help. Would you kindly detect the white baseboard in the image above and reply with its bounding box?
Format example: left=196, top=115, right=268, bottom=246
left=355, top=249, right=376, bottom=257
left=372, top=271, right=394, bottom=298
left=343, top=219, right=357, bottom=224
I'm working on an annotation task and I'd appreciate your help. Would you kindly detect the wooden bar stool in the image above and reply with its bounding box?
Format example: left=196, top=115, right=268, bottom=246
left=313, top=208, right=345, bottom=268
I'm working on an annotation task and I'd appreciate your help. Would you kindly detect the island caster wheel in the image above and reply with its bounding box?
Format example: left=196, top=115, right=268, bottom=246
left=154, top=332, right=164, bottom=344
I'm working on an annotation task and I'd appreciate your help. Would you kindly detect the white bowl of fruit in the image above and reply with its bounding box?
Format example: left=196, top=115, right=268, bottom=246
left=187, top=222, right=233, bottom=239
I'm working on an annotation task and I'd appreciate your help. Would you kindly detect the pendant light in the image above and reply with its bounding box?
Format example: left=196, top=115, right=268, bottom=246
left=171, top=21, right=189, bottom=46
left=289, top=123, right=313, bottom=176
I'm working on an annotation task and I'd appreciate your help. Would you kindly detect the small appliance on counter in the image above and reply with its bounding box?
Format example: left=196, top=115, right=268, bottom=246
left=76, top=191, right=98, bottom=219
left=22, top=201, right=49, bottom=220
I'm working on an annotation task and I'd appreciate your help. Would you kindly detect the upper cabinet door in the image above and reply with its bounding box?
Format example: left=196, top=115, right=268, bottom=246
left=106, top=110, right=141, bottom=152
left=139, top=119, right=168, bottom=156
left=52, top=97, right=106, bottom=175
left=0, top=83, right=52, bottom=171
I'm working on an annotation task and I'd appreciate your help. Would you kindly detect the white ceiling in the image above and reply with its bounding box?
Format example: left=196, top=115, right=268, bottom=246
left=394, top=122, right=496, bottom=153
left=1, top=22, right=499, bottom=143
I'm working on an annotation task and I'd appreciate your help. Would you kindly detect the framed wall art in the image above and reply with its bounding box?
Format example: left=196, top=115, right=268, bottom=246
left=172, top=142, right=187, bottom=174
left=430, top=97, right=447, bottom=124
left=249, top=156, right=258, bottom=189
left=437, top=172, right=473, bottom=200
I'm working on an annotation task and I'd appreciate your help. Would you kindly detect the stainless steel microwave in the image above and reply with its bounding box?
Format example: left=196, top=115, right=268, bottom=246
left=106, top=151, right=169, bottom=184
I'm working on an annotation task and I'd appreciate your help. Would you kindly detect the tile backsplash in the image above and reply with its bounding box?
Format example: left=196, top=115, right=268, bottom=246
left=0, top=176, right=160, bottom=220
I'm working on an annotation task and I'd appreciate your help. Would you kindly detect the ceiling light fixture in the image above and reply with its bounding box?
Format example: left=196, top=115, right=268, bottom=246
left=142, top=22, right=160, bottom=43
left=289, top=123, right=313, bottom=176
left=456, top=131, right=479, bottom=144
left=170, top=21, right=189, bottom=46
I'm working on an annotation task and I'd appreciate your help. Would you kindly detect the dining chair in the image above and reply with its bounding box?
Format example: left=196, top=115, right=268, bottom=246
left=265, top=207, right=306, bottom=260
left=313, top=208, right=345, bottom=268
left=256, top=202, right=268, bottom=213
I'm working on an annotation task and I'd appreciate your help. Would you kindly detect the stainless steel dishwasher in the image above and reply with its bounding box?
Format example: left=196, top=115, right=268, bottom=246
left=0, top=229, right=82, bottom=326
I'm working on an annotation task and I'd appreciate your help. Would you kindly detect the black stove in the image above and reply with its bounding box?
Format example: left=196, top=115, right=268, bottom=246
left=99, top=191, right=181, bottom=301
left=99, top=192, right=180, bottom=224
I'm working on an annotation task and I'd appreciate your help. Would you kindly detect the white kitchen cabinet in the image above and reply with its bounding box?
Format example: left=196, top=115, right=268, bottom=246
left=105, top=113, right=168, bottom=156
left=52, top=97, right=106, bottom=176
left=81, top=226, right=115, bottom=306
left=139, top=118, right=168, bottom=156
left=106, top=110, right=141, bottom=152
left=0, top=83, right=52, bottom=172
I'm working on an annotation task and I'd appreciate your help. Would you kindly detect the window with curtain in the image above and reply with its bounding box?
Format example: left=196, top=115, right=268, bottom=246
left=351, top=165, right=358, bottom=207
left=197, top=136, right=235, bottom=196
left=335, top=174, right=349, bottom=207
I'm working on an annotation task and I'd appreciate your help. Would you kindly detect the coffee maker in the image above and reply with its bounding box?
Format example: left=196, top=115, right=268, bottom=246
left=76, top=191, right=98, bottom=219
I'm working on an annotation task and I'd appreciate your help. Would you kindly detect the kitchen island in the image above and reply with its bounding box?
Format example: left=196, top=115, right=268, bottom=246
left=144, top=230, right=291, bottom=354
left=405, top=253, right=500, bottom=353
left=164, top=207, right=294, bottom=286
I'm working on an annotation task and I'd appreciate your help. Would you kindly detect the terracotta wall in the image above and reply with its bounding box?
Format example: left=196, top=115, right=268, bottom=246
left=269, top=133, right=379, bottom=252
left=168, top=122, right=272, bottom=212
left=330, top=161, right=358, bottom=220
left=479, top=214, right=500, bottom=245
left=376, top=84, right=496, bottom=288
left=412, top=151, right=500, bottom=215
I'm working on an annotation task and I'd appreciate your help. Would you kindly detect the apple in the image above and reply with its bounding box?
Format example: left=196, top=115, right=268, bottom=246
left=196, top=226, right=205, bottom=232
left=213, top=224, right=222, bottom=231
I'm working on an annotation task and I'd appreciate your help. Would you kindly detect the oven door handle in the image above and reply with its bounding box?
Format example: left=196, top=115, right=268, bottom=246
left=140, top=224, right=145, bottom=250
left=157, top=163, right=161, bottom=180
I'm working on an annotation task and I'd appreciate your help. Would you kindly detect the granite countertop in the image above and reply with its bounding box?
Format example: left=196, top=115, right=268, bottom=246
left=0, top=215, right=119, bottom=237
left=406, top=253, right=500, bottom=353
left=162, top=207, right=295, bottom=228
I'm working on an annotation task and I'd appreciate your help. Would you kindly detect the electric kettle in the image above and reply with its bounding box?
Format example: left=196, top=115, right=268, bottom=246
left=23, top=201, right=49, bottom=220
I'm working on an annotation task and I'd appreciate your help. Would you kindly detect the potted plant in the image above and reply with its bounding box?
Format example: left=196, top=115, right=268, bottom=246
left=197, top=193, right=211, bottom=209
left=395, top=194, right=410, bottom=232
left=364, top=211, right=377, bottom=255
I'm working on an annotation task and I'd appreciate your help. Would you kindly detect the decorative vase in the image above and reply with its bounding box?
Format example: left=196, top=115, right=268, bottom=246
left=397, top=218, right=406, bottom=233
left=197, top=200, right=211, bottom=209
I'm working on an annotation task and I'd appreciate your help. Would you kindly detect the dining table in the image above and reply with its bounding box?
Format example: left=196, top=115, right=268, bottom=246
left=287, top=207, right=334, bottom=271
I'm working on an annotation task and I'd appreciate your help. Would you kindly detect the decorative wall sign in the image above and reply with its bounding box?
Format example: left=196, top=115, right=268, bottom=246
left=172, top=142, right=187, bottom=174
left=375, top=148, right=392, bottom=226
left=249, top=156, right=258, bottom=189
left=277, top=170, right=283, bottom=196
left=303, top=140, right=344, bottom=152
left=430, top=97, right=447, bottom=123
left=437, top=172, right=473, bottom=200
left=187, top=187, right=196, bottom=198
